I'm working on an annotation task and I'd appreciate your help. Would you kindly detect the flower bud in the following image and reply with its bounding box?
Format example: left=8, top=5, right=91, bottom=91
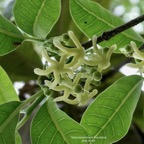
left=49, top=43, right=57, bottom=50
left=74, top=84, right=82, bottom=93
left=120, top=44, right=132, bottom=54
left=93, top=71, right=102, bottom=81
left=103, top=47, right=109, bottom=54
left=90, top=68, right=97, bottom=73
left=91, top=80, right=101, bottom=86
left=61, top=33, right=70, bottom=42
left=125, top=44, right=133, bottom=53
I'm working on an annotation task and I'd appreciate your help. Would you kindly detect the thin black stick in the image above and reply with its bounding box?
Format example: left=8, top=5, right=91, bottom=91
left=82, top=14, right=144, bottom=49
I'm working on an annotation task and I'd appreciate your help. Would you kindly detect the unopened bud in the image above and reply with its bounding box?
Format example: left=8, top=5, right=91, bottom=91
left=90, top=68, right=97, bottom=73
left=103, top=47, right=109, bottom=54
left=61, top=33, right=70, bottom=42
left=74, top=84, right=82, bottom=93
left=125, top=44, right=133, bottom=53
left=91, top=80, right=101, bottom=86
left=120, top=44, right=132, bottom=54
left=93, top=71, right=102, bottom=81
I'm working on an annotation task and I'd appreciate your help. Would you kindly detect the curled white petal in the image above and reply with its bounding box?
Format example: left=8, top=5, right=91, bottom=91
left=34, top=68, right=51, bottom=75
left=131, top=41, right=144, bottom=60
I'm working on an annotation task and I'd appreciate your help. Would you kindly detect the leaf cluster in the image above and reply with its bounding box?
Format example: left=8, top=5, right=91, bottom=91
left=0, top=0, right=144, bottom=144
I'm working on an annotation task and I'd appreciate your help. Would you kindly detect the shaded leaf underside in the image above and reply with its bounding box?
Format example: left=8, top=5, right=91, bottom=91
left=81, top=75, right=142, bottom=144
left=0, top=15, right=23, bottom=56
left=70, top=0, right=144, bottom=51
left=13, top=0, right=61, bottom=38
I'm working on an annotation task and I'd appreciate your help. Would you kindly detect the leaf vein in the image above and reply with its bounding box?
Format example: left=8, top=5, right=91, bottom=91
left=28, top=0, right=39, bottom=9
left=94, top=80, right=142, bottom=137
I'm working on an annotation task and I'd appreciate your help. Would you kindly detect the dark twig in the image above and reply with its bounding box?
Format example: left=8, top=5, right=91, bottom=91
left=82, top=14, right=144, bottom=49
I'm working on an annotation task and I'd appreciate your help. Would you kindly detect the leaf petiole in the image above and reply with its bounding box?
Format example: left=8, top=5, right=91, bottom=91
left=0, top=90, right=44, bottom=133
left=17, top=93, right=45, bottom=130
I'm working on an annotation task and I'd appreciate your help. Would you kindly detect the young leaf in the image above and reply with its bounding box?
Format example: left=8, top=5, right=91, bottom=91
left=0, top=15, right=24, bottom=56
left=81, top=75, right=143, bottom=144
left=70, top=0, right=144, bottom=51
left=31, top=97, right=88, bottom=144
left=13, top=0, right=61, bottom=39
left=0, top=66, right=19, bottom=104
left=0, top=101, right=20, bottom=144
left=15, top=131, right=22, bottom=144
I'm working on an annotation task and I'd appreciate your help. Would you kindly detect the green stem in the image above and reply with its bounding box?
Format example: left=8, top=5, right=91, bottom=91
left=20, top=90, right=43, bottom=107
left=0, top=29, right=45, bottom=43
left=17, top=93, right=45, bottom=130
left=0, top=90, right=43, bottom=133
left=24, top=36, right=45, bottom=43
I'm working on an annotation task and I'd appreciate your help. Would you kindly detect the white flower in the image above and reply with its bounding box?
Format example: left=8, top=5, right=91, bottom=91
left=127, top=41, right=144, bottom=72
left=84, top=35, right=117, bottom=72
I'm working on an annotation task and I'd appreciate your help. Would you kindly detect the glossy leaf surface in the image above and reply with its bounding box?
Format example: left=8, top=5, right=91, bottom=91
left=13, top=0, right=61, bottom=38
left=31, top=97, right=88, bottom=144
left=81, top=75, right=142, bottom=144
left=0, top=66, right=19, bottom=104
left=70, top=0, right=144, bottom=51
left=0, top=101, right=20, bottom=144
left=0, top=15, right=23, bottom=56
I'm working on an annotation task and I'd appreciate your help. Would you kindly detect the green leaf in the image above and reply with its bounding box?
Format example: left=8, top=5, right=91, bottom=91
left=15, top=131, right=22, bottom=144
left=0, top=66, right=19, bottom=104
left=31, top=97, right=88, bottom=144
left=81, top=75, right=143, bottom=144
left=0, top=15, right=24, bottom=56
left=13, top=0, right=61, bottom=39
left=70, top=0, right=144, bottom=51
left=47, top=0, right=88, bottom=43
left=0, top=101, right=20, bottom=144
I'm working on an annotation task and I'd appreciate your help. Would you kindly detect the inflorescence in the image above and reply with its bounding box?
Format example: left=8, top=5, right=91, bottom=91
left=125, top=41, right=144, bottom=73
left=34, top=31, right=117, bottom=106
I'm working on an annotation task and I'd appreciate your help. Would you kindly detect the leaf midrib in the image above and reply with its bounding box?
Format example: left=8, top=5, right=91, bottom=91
left=33, top=0, right=47, bottom=35
left=0, top=102, right=20, bottom=133
left=46, top=101, right=69, bottom=144
left=93, top=79, right=142, bottom=139
left=0, top=29, right=24, bottom=40
left=74, top=0, right=143, bottom=42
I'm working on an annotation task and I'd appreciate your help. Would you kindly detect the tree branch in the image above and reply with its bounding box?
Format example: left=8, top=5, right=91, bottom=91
left=82, top=14, right=144, bottom=49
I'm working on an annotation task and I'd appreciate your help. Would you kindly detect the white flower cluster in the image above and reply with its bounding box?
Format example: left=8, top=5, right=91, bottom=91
left=34, top=31, right=116, bottom=106
left=127, top=41, right=144, bottom=73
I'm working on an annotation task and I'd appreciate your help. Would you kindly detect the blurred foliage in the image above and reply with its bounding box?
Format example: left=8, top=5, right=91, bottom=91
left=0, top=41, right=42, bottom=82
left=0, top=0, right=5, bottom=14
left=110, top=0, right=144, bottom=34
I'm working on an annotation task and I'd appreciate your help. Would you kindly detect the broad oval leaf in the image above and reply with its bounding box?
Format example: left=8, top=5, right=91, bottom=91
left=0, top=15, right=24, bottom=56
left=13, top=0, right=61, bottom=39
left=70, top=0, right=144, bottom=51
left=31, top=97, right=88, bottom=144
left=81, top=75, right=143, bottom=144
left=0, top=101, right=20, bottom=144
left=0, top=66, right=19, bottom=104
